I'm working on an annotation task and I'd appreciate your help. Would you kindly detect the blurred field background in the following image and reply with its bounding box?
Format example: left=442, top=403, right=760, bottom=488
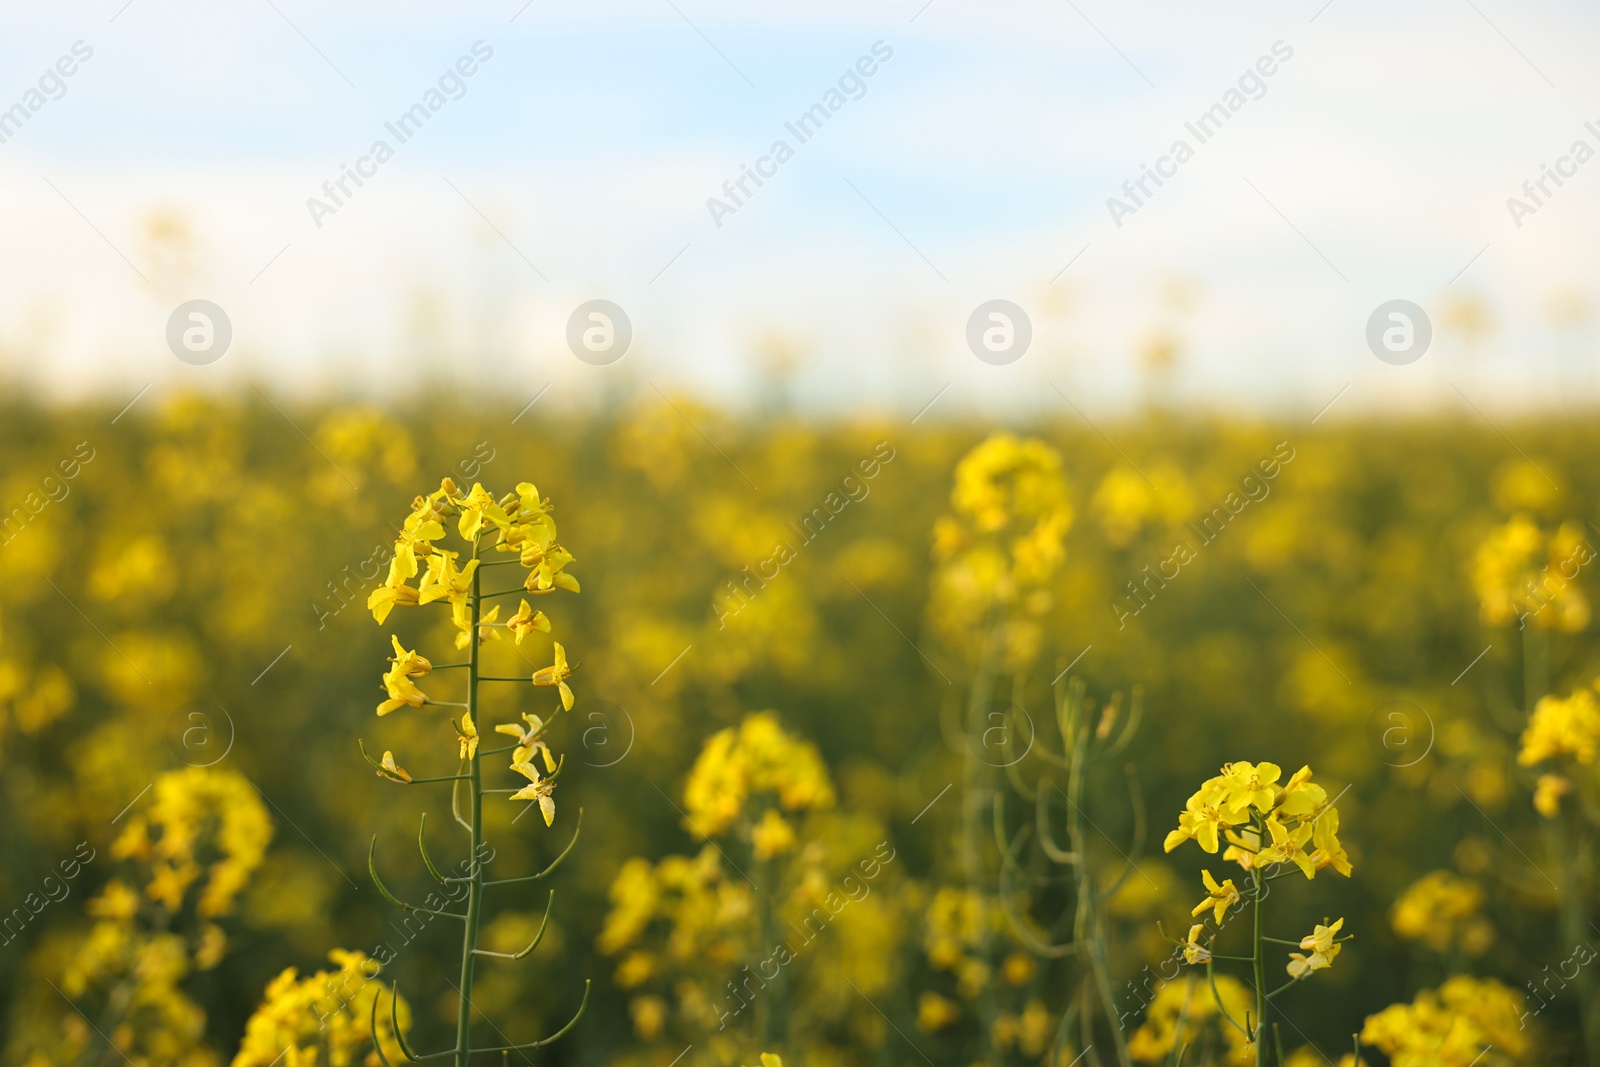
left=1, top=389, right=1596, bottom=1065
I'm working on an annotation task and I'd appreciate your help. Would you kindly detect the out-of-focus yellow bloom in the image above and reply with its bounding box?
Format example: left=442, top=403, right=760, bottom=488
left=750, top=808, right=797, bottom=859
left=924, top=887, right=990, bottom=974
left=1191, top=869, right=1240, bottom=924
left=1127, top=974, right=1254, bottom=1065
left=614, top=951, right=656, bottom=989
left=918, top=990, right=960, bottom=1031
left=232, top=949, right=410, bottom=1067
left=1090, top=464, right=1193, bottom=548
left=1000, top=951, right=1035, bottom=986
left=87, top=880, right=141, bottom=922
left=1534, top=773, right=1571, bottom=818
left=532, top=642, right=574, bottom=710
left=113, top=767, right=274, bottom=918
left=928, top=433, right=1072, bottom=670
left=1360, top=976, right=1526, bottom=1067
left=682, top=711, right=835, bottom=838
left=1391, top=871, right=1492, bottom=956
left=1472, top=515, right=1591, bottom=631
left=1519, top=680, right=1600, bottom=766
left=630, top=995, right=667, bottom=1040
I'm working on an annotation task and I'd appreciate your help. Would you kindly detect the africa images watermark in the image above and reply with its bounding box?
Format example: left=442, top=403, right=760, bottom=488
left=1111, top=440, right=1296, bottom=629
left=712, top=440, right=897, bottom=628
left=305, top=41, right=496, bottom=228
left=713, top=841, right=897, bottom=1030
left=706, top=41, right=896, bottom=229
left=1106, top=40, right=1295, bottom=228
left=1505, top=119, right=1600, bottom=229
left=1, top=441, right=97, bottom=550
left=1, top=842, right=96, bottom=949
left=0, top=41, right=94, bottom=148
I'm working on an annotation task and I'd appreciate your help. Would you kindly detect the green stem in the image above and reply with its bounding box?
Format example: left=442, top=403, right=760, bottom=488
left=455, top=539, right=485, bottom=1067
left=1252, top=868, right=1266, bottom=1067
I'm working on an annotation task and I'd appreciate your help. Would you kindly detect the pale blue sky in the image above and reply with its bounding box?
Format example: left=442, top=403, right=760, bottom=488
left=2, top=0, right=1598, bottom=415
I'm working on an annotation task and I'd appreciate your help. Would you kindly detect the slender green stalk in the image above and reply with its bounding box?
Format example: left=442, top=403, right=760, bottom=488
left=1251, top=867, right=1266, bottom=1067
left=455, top=538, right=485, bottom=1067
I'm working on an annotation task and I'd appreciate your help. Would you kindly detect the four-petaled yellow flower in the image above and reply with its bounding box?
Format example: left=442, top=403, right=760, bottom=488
left=495, top=713, right=556, bottom=771
left=533, top=643, right=575, bottom=710
left=1258, top=817, right=1316, bottom=879
left=1192, top=869, right=1240, bottom=924
left=1164, top=781, right=1248, bottom=854
left=457, top=712, right=479, bottom=761
left=510, top=762, right=557, bottom=826
left=1221, top=761, right=1281, bottom=814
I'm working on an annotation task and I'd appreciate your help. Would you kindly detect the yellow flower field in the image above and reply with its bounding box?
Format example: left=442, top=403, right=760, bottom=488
left=2, top=391, right=1597, bottom=1067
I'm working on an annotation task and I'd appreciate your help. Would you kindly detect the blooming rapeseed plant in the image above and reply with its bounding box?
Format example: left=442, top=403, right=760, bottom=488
left=362, top=478, right=588, bottom=1066
left=1163, top=761, right=1353, bottom=1065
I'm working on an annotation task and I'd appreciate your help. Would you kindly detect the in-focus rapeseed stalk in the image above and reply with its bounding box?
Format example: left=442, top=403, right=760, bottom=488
left=361, top=478, right=588, bottom=1067
left=1162, top=762, right=1353, bottom=1066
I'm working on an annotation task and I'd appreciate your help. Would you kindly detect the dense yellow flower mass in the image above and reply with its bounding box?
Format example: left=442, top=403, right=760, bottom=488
left=1391, top=871, right=1492, bottom=956
left=1164, top=762, right=1350, bottom=880
left=1127, top=975, right=1254, bottom=1065
left=232, top=949, right=410, bottom=1067
left=929, top=433, right=1072, bottom=668
left=111, top=767, right=274, bottom=919
left=681, top=711, right=836, bottom=839
left=1519, top=679, right=1600, bottom=766
left=1360, top=977, right=1527, bottom=1067
left=1472, top=515, right=1592, bottom=631
left=8, top=395, right=1600, bottom=1067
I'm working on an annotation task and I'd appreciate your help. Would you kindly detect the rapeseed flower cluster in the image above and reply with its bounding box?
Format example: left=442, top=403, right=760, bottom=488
left=1472, top=515, right=1591, bottom=631
left=1391, top=871, right=1492, bottom=956
left=681, top=711, right=836, bottom=847
left=1360, top=977, right=1527, bottom=1067
left=14, top=767, right=272, bottom=1067
left=232, top=949, right=411, bottom=1067
left=1516, top=677, right=1600, bottom=818
left=929, top=433, right=1072, bottom=669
